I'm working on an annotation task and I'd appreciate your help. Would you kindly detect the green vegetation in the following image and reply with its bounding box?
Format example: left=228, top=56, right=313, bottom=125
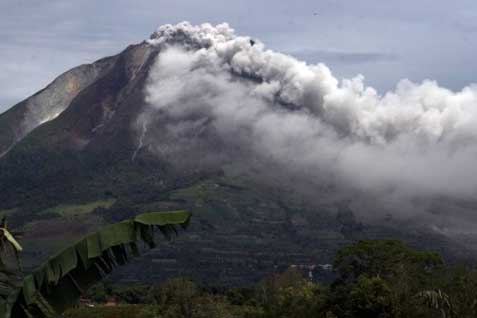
left=65, top=305, right=144, bottom=318
left=0, top=210, right=191, bottom=318
left=0, top=210, right=16, bottom=219
left=3, top=205, right=477, bottom=318
left=62, top=240, right=477, bottom=318
left=38, top=199, right=116, bottom=217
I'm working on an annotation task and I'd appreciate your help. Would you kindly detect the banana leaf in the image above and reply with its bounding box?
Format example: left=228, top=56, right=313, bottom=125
left=0, top=210, right=190, bottom=318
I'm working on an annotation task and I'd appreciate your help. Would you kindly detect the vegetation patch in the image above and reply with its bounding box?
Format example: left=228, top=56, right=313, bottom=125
left=38, top=199, right=116, bottom=217
left=63, top=240, right=477, bottom=318
left=0, top=208, right=17, bottom=218
left=64, top=305, right=144, bottom=318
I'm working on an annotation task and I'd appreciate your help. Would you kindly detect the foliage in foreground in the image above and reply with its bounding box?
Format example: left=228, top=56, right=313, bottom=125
left=66, top=240, right=477, bottom=318
left=0, top=210, right=190, bottom=318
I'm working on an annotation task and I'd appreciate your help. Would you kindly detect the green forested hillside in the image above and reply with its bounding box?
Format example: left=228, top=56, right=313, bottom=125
left=64, top=240, right=477, bottom=318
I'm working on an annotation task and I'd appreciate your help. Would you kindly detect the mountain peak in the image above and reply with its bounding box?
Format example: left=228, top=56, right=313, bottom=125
left=148, top=22, right=237, bottom=49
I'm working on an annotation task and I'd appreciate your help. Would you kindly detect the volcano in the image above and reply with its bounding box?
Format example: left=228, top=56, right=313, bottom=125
left=1, top=22, right=476, bottom=285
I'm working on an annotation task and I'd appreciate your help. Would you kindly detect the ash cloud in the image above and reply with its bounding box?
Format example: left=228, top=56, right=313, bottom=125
left=140, top=22, right=477, bottom=219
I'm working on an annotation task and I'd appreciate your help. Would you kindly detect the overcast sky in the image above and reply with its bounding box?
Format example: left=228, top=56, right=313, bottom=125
left=1, top=0, right=476, bottom=113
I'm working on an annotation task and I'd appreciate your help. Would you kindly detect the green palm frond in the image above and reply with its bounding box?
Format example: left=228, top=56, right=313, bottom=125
left=1, top=210, right=190, bottom=318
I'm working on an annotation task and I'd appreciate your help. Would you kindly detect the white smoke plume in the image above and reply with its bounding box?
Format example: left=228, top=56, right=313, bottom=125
left=142, top=22, right=477, bottom=207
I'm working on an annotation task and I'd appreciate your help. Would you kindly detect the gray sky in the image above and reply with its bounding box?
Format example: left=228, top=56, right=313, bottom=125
left=1, top=0, right=476, bottom=113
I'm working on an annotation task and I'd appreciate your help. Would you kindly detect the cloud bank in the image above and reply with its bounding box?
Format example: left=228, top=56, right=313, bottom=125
left=141, top=22, right=477, bottom=205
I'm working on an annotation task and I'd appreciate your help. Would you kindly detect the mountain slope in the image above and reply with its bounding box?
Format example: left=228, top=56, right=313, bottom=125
left=0, top=22, right=476, bottom=286
left=0, top=54, right=117, bottom=157
left=0, top=42, right=168, bottom=209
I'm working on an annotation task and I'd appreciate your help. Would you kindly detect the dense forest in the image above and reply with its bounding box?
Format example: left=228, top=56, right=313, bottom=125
left=65, top=240, right=477, bottom=318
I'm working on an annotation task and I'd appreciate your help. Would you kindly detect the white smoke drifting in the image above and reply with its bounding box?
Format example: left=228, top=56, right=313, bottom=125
left=142, top=22, right=477, bottom=206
